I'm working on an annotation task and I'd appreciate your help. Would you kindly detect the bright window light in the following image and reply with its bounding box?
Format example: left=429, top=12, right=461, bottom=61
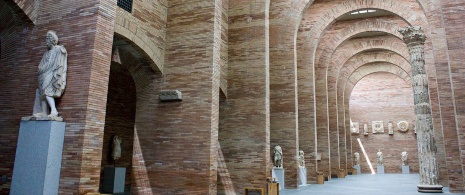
left=357, top=138, right=376, bottom=174
left=351, top=11, right=359, bottom=15
left=359, top=10, right=368, bottom=13
left=368, top=10, right=376, bottom=12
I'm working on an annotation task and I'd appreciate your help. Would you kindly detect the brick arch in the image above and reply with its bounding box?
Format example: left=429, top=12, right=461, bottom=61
left=342, top=64, right=411, bottom=132
left=314, top=19, right=407, bottom=71
left=114, top=8, right=165, bottom=74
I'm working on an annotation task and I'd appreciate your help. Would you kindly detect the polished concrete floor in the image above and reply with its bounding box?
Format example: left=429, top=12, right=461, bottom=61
left=281, top=174, right=464, bottom=195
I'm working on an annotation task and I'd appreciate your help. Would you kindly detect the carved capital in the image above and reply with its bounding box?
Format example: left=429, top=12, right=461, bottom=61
left=398, top=26, right=426, bottom=46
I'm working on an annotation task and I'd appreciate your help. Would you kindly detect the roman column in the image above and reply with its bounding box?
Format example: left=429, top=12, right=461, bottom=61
left=399, top=26, right=442, bottom=193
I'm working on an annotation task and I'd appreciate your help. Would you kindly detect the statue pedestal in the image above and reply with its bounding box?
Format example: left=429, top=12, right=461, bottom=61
left=298, top=167, right=307, bottom=186
left=402, top=165, right=410, bottom=174
left=377, top=165, right=384, bottom=174
left=353, top=165, right=361, bottom=174
left=10, top=120, right=65, bottom=195
left=102, top=166, right=126, bottom=193
left=272, top=167, right=284, bottom=190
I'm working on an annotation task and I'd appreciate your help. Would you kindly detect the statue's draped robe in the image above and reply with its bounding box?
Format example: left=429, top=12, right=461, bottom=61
left=38, top=45, right=67, bottom=98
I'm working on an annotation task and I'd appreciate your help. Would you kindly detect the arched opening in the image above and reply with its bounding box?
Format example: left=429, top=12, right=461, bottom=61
left=99, top=60, right=137, bottom=193
left=349, top=72, right=417, bottom=174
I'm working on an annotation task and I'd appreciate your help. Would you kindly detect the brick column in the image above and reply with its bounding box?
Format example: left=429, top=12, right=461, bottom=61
left=399, top=26, right=442, bottom=193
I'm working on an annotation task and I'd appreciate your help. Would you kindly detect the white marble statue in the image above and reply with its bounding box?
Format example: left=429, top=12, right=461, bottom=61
left=32, top=30, right=68, bottom=120
left=377, top=149, right=383, bottom=165
left=298, top=150, right=305, bottom=167
left=112, top=135, right=122, bottom=161
left=274, top=145, right=283, bottom=168
left=401, top=151, right=408, bottom=166
left=354, top=152, right=360, bottom=166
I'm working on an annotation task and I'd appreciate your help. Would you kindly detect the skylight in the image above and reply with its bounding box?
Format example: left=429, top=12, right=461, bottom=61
left=351, top=9, right=377, bottom=15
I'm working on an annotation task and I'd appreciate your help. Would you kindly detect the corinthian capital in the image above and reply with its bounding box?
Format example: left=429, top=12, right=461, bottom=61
left=398, top=26, right=426, bottom=46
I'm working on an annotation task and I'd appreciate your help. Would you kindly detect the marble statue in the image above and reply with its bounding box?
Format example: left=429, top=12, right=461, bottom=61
left=354, top=152, right=360, bottom=166
left=273, top=145, right=283, bottom=168
left=363, top=124, right=368, bottom=135
left=401, top=151, right=408, bottom=166
left=377, top=149, right=383, bottom=165
left=298, top=150, right=305, bottom=167
left=32, top=30, right=68, bottom=120
left=112, top=135, right=122, bottom=161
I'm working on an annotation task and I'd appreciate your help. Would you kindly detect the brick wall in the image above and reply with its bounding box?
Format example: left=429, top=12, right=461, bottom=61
left=349, top=72, right=418, bottom=174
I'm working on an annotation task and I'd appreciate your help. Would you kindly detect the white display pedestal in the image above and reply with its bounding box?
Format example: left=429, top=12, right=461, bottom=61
left=272, top=167, right=285, bottom=190
left=298, top=167, right=307, bottom=186
left=353, top=165, right=361, bottom=174
left=102, top=166, right=126, bottom=193
left=402, top=165, right=410, bottom=174
left=10, top=121, right=66, bottom=195
left=377, top=165, right=384, bottom=174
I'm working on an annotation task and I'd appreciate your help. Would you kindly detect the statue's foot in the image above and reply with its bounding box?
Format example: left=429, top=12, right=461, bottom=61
left=33, top=112, right=48, bottom=117
left=49, top=110, right=58, bottom=117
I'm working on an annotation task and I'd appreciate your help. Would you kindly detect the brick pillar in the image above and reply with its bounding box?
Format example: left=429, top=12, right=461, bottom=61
left=399, top=26, right=442, bottom=192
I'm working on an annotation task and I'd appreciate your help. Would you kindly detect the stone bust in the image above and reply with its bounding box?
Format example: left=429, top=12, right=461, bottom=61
left=32, top=30, right=68, bottom=120
left=273, top=145, right=283, bottom=168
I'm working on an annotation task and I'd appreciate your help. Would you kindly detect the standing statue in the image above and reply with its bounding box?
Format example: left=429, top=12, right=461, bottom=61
left=298, top=150, right=305, bottom=167
left=401, top=151, right=408, bottom=166
left=32, top=30, right=68, bottom=120
left=377, top=149, right=383, bottom=165
left=273, top=145, right=283, bottom=168
left=112, top=135, right=122, bottom=161
left=354, top=152, right=360, bottom=166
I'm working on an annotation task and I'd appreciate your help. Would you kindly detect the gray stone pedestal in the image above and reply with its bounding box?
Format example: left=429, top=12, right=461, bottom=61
left=272, top=167, right=284, bottom=190
left=10, top=120, right=66, bottom=195
left=353, top=165, right=361, bottom=174
left=298, top=167, right=307, bottom=186
left=102, top=166, right=126, bottom=193
left=377, top=165, right=384, bottom=174
left=402, top=165, right=410, bottom=174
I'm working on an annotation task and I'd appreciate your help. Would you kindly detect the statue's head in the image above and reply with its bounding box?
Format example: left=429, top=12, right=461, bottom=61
left=46, top=30, right=58, bottom=48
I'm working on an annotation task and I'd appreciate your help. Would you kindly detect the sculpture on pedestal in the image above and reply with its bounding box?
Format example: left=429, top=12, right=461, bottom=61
left=273, top=145, right=283, bottom=168
left=298, top=150, right=305, bottom=167
left=401, top=151, right=408, bottom=166
left=354, top=152, right=360, bottom=166
left=32, top=30, right=68, bottom=120
left=377, top=149, right=383, bottom=165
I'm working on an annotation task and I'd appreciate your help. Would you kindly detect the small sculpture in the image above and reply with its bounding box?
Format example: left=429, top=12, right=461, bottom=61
left=32, top=30, right=68, bottom=120
left=401, top=151, right=408, bottom=165
left=354, top=152, right=360, bottom=166
left=397, top=121, right=410, bottom=132
left=273, top=145, right=283, bottom=168
left=388, top=123, right=394, bottom=135
left=112, top=135, right=122, bottom=161
left=363, top=124, right=368, bottom=135
left=298, top=150, right=305, bottom=167
left=377, top=149, right=383, bottom=165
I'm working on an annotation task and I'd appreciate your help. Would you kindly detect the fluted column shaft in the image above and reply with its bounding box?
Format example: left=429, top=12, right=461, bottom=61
left=399, top=26, right=442, bottom=192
